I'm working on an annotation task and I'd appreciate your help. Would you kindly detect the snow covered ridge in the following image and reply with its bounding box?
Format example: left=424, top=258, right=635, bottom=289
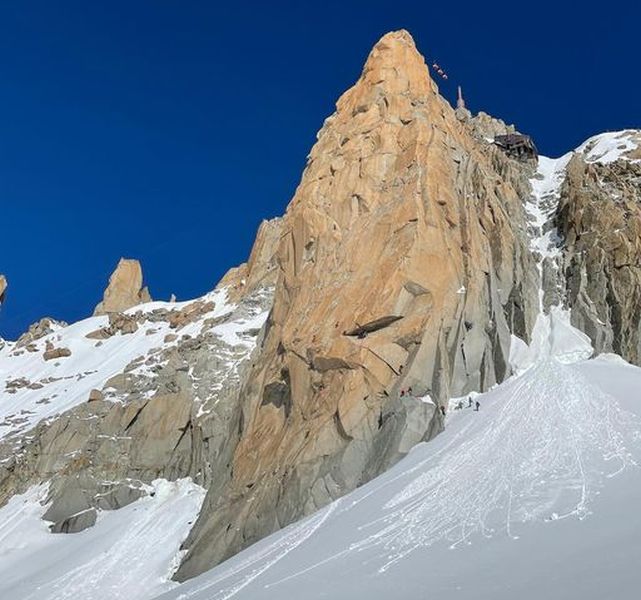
left=0, top=478, right=206, bottom=600
left=0, top=286, right=272, bottom=441
left=526, top=129, right=640, bottom=260
left=526, top=128, right=640, bottom=261
left=575, top=129, right=641, bottom=164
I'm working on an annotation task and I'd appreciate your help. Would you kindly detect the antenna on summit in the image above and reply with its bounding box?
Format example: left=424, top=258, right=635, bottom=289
left=457, top=86, right=466, bottom=110
left=455, top=85, right=471, bottom=122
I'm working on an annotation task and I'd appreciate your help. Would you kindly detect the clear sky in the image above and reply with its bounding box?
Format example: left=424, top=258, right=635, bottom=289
left=1, top=0, right=639, bottom=339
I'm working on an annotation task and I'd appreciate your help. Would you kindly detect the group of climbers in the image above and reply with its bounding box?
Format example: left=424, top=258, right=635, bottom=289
left=441, top=395, right=480, bottom=418
left=399, top=385, right=480, bottom=419
left=400, top=380, right=481, bottom=417
left=452, top=396, right=481, bottom=412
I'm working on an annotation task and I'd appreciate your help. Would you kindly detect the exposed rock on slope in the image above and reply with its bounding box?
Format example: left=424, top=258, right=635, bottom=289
left=218, top=217, right=283, bottom=301
left=94, top=258, right=152, bottom=315
left=15, top=318, right=67, bottom=349
left=0, top=284, right=274, bottom=530
left=175, top=29, right=539, bottom=579
left=0, top=275, right=7, bottom=305
left=555, top=131, right=641, bottom=363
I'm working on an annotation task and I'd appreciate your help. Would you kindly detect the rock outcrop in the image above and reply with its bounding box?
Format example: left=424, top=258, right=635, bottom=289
left=15, top=317, right=67, bottom=349
left=94, top=258, right=152, bottom=315
left=0, top=275, right=7, bottom=305
left=42, top=341, right=72, bottom=361
left=555, top=132, right=641, bottom=364
left=0, top=283, right=274, bottom=534
left=218, top=217, right=283, bottom=301
left=175, top=30, right=539, bottom=579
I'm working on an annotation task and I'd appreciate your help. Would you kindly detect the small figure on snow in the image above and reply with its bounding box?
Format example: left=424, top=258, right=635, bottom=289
left=439, top=405, right=446, bottom=417
left=467, top=397, right=473, bottom=408
left=475, top=400, right=480, bottom=411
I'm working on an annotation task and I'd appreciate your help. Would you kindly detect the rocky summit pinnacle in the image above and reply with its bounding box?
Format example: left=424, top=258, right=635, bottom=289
left=0, top=274, right=6, bottom=305
left=93, top=258, right=152, bottom=315
left=174, top=28, right=539, bottom=579
left=358, top=29, right=435, bottom=96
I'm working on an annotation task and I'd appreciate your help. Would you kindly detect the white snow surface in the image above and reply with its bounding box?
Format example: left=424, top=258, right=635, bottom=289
left=575, top=130, right=640, bottom=164
left=0, top=478, right=206, bottom=600
left=526, top=153, right=571, bottom=260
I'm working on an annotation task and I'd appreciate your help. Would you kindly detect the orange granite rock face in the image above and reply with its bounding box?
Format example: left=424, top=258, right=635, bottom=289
left=176, top=30, right=539, bottom=579
left=93, top=258, right=152, bottom=315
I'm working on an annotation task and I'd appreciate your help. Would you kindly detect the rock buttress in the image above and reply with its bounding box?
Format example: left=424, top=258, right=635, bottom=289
left=175, top=29, right=539, bottom=580
left=556, top=146, right=641, bottom=363
left=94, top=258, right=152, bottom=315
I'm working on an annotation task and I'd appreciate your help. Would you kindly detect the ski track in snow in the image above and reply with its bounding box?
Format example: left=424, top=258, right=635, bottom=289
left=171, top=502, right=337, bottom=600
left=0, top=479, right=206, bottom=600
left=349, top=359, right=640, bottom=572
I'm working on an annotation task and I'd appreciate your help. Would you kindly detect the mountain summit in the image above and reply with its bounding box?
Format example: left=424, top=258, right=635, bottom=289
left=0, top=30, right=640, bottom=600
left=175, top=27, right=542, bottom=578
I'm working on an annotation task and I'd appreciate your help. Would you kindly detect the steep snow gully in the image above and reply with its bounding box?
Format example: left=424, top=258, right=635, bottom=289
left=1, top=135, right=641, bottom=600
left=153, top=143, right=641, bottom=600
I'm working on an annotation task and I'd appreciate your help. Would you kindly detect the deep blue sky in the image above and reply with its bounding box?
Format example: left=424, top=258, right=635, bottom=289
left=1, top=0, right=639, bottom=339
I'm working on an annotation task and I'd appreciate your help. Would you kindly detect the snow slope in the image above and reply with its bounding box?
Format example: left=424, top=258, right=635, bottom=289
left=154, top=324, right=641, bottom=600
left=575, top=130, right=640, bottom=164
left=0, top=479, right=205, bottom=600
